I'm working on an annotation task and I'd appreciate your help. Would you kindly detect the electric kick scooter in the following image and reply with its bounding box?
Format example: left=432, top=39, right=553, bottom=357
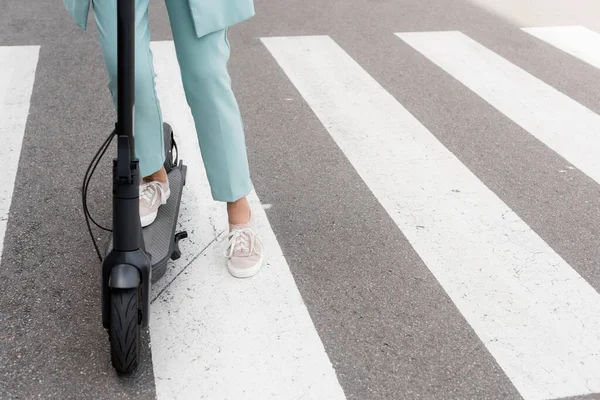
left=82, top=0, right=187, bottom=374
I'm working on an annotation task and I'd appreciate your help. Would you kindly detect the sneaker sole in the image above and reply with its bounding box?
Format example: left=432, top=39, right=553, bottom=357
left=227, top=251, right=265, bottom=279
left=140, top=187, right=171, bottom=228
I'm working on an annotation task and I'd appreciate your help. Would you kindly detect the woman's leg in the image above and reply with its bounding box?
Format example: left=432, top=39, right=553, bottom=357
left=164, top=0, right=263, bottom=277
left=92, top=0, right=170, bottom=227
left=164, top=0, right=252, bottom=211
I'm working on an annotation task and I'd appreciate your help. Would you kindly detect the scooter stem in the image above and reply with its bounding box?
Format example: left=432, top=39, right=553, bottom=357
left=117, top=0, right=135, bottom=160
left=112, top=0, right=142, bottom=252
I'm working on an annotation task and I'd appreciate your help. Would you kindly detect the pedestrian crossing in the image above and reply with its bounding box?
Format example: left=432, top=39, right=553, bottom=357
left=1, top=25, right=600, bottom=400
left=262, top=32, right=600, bottom=400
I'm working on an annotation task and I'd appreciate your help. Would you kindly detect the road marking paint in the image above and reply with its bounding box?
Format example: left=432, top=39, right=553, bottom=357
left=0, top=46, right=40, bottom=264
left=397, top=30, right=600, bottom=186
left=263, top=34, right=600, bottom=400
left=522, top=25, right=600, bottom=70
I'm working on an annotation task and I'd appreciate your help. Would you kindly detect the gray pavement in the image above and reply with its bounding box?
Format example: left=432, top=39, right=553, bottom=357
left=1, top=0, right=600, bottom=399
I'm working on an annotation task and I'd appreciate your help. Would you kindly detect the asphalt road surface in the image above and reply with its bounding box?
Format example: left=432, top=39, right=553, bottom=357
left=2, top=0, right=600, bottom=399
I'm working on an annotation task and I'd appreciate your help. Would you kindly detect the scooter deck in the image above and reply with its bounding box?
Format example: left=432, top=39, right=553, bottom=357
left=142, top=162, right=187, bottom=282
left=106, top=162, right=187, bottom=283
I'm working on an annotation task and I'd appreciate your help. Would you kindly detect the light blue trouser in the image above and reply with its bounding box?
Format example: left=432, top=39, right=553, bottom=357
left=92, top=0, right=252, bottom=202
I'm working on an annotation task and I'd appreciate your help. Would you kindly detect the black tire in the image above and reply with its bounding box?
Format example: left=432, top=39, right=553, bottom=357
left=109, top=287, right=141, bottom=374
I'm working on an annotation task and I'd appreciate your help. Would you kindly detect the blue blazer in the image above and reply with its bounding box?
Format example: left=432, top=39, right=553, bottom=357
left=63, top=0, right=255, bottom=38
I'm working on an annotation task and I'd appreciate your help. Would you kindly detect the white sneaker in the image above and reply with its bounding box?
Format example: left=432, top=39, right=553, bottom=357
left=139, top=180, right=170, bottom=227
left=222, top=213, right=264, bottom=278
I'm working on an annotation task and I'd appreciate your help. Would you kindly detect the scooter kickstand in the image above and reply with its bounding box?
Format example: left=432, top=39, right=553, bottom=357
left=171, top=231, right=188, bottom=260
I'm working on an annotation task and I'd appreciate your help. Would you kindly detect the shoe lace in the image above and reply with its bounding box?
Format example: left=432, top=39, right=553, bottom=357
left=140, top=182, right=157, bottom=203
left=222, top=228, right=262, bottom=258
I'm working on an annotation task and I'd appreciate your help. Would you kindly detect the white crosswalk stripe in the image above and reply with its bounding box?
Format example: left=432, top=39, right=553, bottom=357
left=522, top=25, right=600, bottom=70
left=2, top=23, right=600, bottom=400
left=0, top=45, right=39, bottom=266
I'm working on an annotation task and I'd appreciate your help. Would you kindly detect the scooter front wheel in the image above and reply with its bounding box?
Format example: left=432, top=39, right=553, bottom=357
left=109, top=287, right=141, bottom=374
